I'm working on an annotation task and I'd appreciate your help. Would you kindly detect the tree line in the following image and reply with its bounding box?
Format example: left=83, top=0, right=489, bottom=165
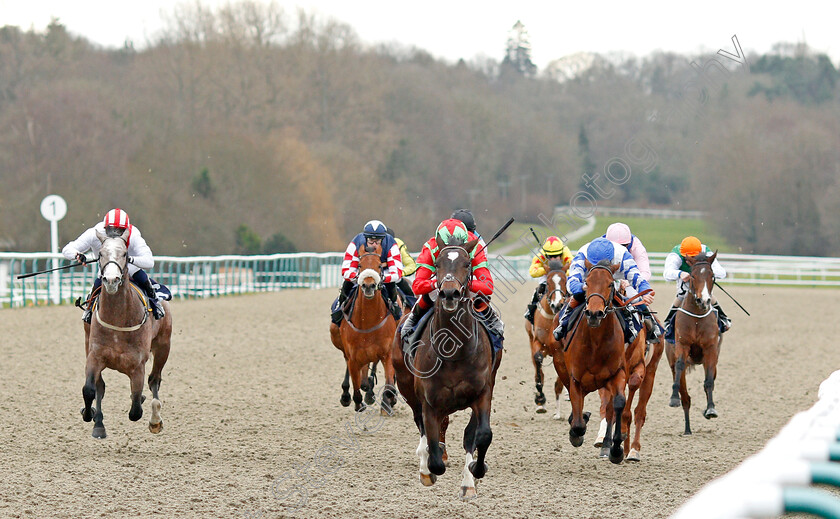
left=1, top=5, right=838, bottom=256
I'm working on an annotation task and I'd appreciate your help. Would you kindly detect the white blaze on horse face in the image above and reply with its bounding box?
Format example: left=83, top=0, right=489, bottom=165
left=100, top=239, right=125, bottom=293
left=550, top=274, right=563, bottom=307
left=701, top=282, right=711, bottom=305
left=447, top=251, right=459, bottom=262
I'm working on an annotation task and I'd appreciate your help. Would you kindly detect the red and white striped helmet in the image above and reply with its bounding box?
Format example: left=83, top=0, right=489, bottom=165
left=103, top=208, right=130, bottom=230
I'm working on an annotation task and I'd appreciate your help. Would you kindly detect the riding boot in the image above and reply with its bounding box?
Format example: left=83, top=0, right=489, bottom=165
left=638, top=304, right=662, bottom=343
left=713, top=302, right=731, bottom=333
left=134, top=271, right=165, bottom=320
left=553, top=296, right=581, bottom=341
left=400, top=303, right=426, bottom=342
left=397, top=278, right=417, bottom=308
left=478, top=306, right=505, bottom=339
left=385, top=282, right=403, bottom=320
left=331, top=279, right=354, bottom=324
left=663, top=306, right=678, bottom=343
left=523, top=282, right=546, bottom=324
left=82, top=278, right=102, bottom=323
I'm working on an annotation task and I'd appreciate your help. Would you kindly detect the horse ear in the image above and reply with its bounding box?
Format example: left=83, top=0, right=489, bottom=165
left=610, top=263, right=620, bottom=273
left=709, top=249, right=718, bottom=263
left=584, top=258, right=592, bottom=270
left=96, top=230, right=106, bottom=243
left=464, top=238, right=480, bottom=254
left=685, top=254, right=696, bottom=266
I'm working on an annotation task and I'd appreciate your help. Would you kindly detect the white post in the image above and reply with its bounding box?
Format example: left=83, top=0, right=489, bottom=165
left=40, top=195, right=67, bottom=305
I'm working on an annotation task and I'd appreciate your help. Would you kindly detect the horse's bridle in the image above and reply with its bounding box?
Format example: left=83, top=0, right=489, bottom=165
left=584, top=264, right=616, bottom=315
left=435, top=245, right=472, bottom=298
left=99, top=239, right=128, bottom=287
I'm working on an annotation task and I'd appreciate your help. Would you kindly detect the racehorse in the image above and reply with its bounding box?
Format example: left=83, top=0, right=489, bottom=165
left=666, top=251, right=722, bottom=435
left=391, top=237, right=502, bottom=499
left=524, top=260, right=568, bottom=417
left=329, top=243, right=398, bottom=414
left=81, top=230, right=172, bottom=439
left=557, top=259, right=627, bottom=464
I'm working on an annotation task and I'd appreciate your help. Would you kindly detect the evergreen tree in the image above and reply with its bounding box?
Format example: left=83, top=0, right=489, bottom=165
left=501, top=21, right=537, bottom=77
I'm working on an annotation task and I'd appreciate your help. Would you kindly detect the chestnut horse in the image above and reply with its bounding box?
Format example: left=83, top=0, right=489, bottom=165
left=525, top=260, right=568, bottom=417
left=81, top=231, right=172, bottom=439
left=392, top=237, right=502, bottom=499
left=330, top=243, right=398, bottom=414
left=666, top=251, right=722, bottom=435
left=556, top=260, right=627, bottom=464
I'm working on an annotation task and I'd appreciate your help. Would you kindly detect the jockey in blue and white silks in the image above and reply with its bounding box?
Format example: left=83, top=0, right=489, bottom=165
left=553, top=237, right=655, bottom=343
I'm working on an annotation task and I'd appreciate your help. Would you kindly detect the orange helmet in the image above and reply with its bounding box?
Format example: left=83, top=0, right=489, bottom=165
left=543, top=236, right=565, bottom=255
left=679, top=236, right=702, bottom=257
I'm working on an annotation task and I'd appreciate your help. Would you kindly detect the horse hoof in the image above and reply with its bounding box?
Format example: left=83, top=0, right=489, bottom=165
left=419, top=473, right=436, bottom=486
left=535, top=405, right=547, bottom=414
left=92, top=426, right=107, bottom=439
left=81, top=407, right=96, bottom=422
left=569, top=434, right=584, bottom=448
left=339, top=394, right=351, bottom=407
left=626, top=448, right=641, bottom=462
left=460, top=486, right=477, bottom=500
left=594, top=436, right=605, bottom=448
left=599, top=447, right=609, bottom=458
left=609, top=448, right=624, bottom=465
left=669, top=397, right=681, bottom=408
left=149, top=420, right=163, bottom=434
left=380, top=406, right=395, bottom=417
left=704, top=408, right=718, bottom=419
left=364, top=393, right=375, bottom=406
left=468, top=461, right=488, bottom=479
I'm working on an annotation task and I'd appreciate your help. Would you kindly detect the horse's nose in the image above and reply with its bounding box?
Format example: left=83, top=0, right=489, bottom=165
left=442, top=287, right=461, bottom=301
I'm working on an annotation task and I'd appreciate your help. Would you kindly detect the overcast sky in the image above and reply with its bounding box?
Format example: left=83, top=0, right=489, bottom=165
left=2, top=1, right=838, bottom=68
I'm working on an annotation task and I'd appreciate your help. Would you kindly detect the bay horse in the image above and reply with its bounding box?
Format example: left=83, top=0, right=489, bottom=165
left=524, top=260, right=568, bottom=417
left=329, top=243, right=398, bottom=415
left=391, top=237, right=502, bottom=499
left=81, top=230, right=172, bottom=439
left=557, top=259, right=627, bottom=464
left=666, top=251, right=721, bottom=435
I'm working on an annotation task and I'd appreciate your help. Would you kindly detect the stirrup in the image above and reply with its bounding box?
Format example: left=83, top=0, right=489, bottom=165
left=82, top=309, right=93, bottom=324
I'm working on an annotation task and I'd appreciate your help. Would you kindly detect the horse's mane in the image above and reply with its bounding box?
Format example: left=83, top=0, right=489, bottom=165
left=596, top=259, right=612, bottom=267
left=546, top=259, right=565, bottom=272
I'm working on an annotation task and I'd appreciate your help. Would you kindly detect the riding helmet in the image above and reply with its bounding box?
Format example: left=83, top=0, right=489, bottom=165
left=451, top=209, right=476, bottom=232
left=363, top=220, right=388, bottom=239
left=586, top=237, right=614, bottom=265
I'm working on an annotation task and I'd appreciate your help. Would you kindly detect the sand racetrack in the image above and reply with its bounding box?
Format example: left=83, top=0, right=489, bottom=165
left=2, top=283, right=839, bottom=518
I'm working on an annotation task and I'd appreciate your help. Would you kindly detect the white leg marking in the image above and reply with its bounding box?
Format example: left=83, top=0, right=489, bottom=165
left=553, top=392, right=563, bottom=420
left=417, top=436, right=430, bottom=475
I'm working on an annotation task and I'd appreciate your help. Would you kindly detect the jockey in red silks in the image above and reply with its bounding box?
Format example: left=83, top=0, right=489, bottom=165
left=399, top=218, right=503, bottom=350
left=330, top=219, right=404, bottom=325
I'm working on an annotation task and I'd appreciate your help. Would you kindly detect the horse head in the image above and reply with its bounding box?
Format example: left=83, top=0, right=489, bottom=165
left=96, top=229, right=129, bottom=295
left=583, top=259, right=618, bottom=327
left=686, top=251, right=717, bottom=311
left=435, top=238, right=478, bottom=313
left=545, top=259, right=568, bottom=314
left=357, top=243, right=383, bottom=299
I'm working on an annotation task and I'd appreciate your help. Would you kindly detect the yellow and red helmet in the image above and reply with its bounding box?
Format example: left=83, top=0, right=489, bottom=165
left=679, top=236, right=702, bottom=257
left=543, top=236, right=565, bottom=255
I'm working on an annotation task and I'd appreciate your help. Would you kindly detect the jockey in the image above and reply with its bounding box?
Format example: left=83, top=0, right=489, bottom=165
left=451, top=209, right=487, bottom=251
left=553, top=237, right=654, bottom=343
left=400, top=218, right=501, bottom=348
left=331, top=220, right=403, bottom=325
left=524, top=235, right=573, bottom=325
left=662, top=236, right=730, bottom=342
left=62, top=208, right=165, bottom=323
left=604, top=222, right=661, bottom=341
left=386, top=227, right=417, bottom=308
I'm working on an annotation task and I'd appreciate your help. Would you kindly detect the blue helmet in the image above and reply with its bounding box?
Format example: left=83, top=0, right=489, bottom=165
left=363, top=220, right=388, bottom=238
left=586, top=238, right=614, bottom=265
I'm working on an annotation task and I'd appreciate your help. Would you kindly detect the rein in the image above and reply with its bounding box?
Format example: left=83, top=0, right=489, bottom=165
left=613, top=288, right=654, bottom=308
left=94, top=284, right=149, bottom=332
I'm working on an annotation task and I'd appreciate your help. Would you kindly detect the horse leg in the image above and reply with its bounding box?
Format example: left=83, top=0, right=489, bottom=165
left=469, top=391, right=492, bottom=480
left=622, top=360, right=645, bottom=455
left=553, top=376, right=565, bottom=420
left=607, top=373, right=627, bottom=464
left=532, top=347, right=547, bottom=412
left=148, top=341, right=170, bottom=434
left=340, top=367, right=351, bottom=407
left=348, top=361, right=365, bottom=412
left=422, top=405, right=446, bottom=477
left=671, top=347, right=692, bottom=434
left=440, top=414, right=450, bottom=466
left=703, top=349, right=719, bottom=419
left=128, top=367, right=145, bottom=422
left=460, top=411, right=479, bottom=500
left=594, top=388, right=608, bottom=448
left=92, top=373, right=107, bottom=439
left=567, top=380, right=587, bottom=447
left=362, top=362, right=377, bottom=406
left=379, top=356, right=397, bottom=417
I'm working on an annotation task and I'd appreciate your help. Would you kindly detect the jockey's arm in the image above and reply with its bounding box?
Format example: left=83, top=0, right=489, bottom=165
left=382, top=242, right=404, bottom=283
left=411, top=245, right=436, bottom=295
left=662, top=252, right=683, bottom=282
left=340, top=241, right=360, bottom=282
left=566, top=254, right=586, bottom=296
left=470, top=265, right=493, bottom=297
left=528, top=255, right=546, bottom=278
left=398, top=240, right=418, bottom=276
left=562, top=246, right=574, bottom=268
left=127, top=228, right=154, bottom=270
left=630, top=240, right=652, bottom=281
left=711, top=258, right=727, bottom=280
left=61, top=227, right=98, bottom=261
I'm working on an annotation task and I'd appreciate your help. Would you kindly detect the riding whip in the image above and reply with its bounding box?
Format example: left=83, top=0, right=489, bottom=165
left=17, top=261, right=89, bottom=279
left=714, top=281, right=750, bottom=316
